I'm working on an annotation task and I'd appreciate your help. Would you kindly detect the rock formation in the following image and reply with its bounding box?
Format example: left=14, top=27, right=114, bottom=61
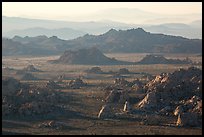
left=2, top=77, right=64, bottom=117
left=68, top=78, right=87, bottom=89
left=123, top=101, right=131, bottom=112
left=135, top=67, right=202, bottom=127
left=49, top=47, right=134, bottom=65
left=118, top=68, right=130, bottom=74
left=136, top=55, right=193, bottom=64
left=86, top=66, right=103, bottom=74
left=45, top=80, right=60, bottom=89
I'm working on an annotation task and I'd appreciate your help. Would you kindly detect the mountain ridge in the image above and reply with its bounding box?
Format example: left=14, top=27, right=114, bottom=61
left=3, top=16, right=202, bottom=39
left=2, top=28, right=202, bottom=56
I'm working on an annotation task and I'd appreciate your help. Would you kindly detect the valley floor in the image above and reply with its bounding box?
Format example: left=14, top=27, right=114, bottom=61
left=2, top=53, right=202, bottom=135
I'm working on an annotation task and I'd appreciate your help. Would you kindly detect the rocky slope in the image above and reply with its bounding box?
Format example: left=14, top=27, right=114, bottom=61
left=50, top=47, right=133, bottom=65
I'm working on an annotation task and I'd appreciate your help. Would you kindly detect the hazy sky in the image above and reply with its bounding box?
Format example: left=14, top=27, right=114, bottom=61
left=2, top=2, right=202, bottom=24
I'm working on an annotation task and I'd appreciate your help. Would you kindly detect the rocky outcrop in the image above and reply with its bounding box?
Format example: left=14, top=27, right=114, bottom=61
left=2, top=77, right=64, bottom=117
left=98, top=89, right=130, bottom=119
left=2, top=77, right=27, bottom=96
left=118, top=68, right=131, bottom=74
left=49, top=47, right=134, bottom=65
left=86, top=67, right=103, bottom=74
left=135, top=67, right=202, bottom=127
left=114, top=78, right=132, bottom=87
left=137, top=91, right=157, bottom=109
left=98, top=104, right=112, bottom=118
left=131, top=78, right=144, bottom=91
left=67, top=78, right=87, bottom=89
left=45, top=80, right=61, bottom=89
left=136, top=55, right=193, bottom=64
left=176, top=112, right=200, bottom=127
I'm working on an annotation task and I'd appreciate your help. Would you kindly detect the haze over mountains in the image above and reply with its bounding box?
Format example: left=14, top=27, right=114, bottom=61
left=4, top=27, right=87, bottom=40
left=2, top=7, right=202, bottom=56
left=2, top=15, right=202, bottom=39
left=2, top=28, right=202, bottom=56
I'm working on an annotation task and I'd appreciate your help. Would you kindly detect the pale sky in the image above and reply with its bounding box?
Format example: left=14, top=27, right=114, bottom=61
left=2, top=2, right=202, bottom=23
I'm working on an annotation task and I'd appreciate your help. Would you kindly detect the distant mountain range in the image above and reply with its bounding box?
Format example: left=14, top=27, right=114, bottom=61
left=143, top=22, right=202, bottom=39
left=2, top=16, right=202, bottom=39
left=64, top=28, right=202, bottom=53
left=4, top=27, right=86, bottom=40
left=2, top=28, right=202, bottom=56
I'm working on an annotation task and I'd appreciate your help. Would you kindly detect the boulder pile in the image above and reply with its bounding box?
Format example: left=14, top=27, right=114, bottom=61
left=118, top=68, right=130, bottom=74
left=135, top=67, right=202, bottom=127
left=131, top=78, right=144, bottom=92
left=67, top=78, right=87, bottom=89
left=2, top=77, right=64, bottom=117
left=45, top=80, right=61, bottom=89
left=57, top=75, right=65, bottom=83
left=114, top=78, right=132, bottom=87
left=98, top=89, right=130, bottom=119
left=86, top=67, right=103, bottom=74
left=136, top=55, right=193, bottom=64
left=104, top=78, right=144, bottom=92
left=140, top=74, right=155, bottom=82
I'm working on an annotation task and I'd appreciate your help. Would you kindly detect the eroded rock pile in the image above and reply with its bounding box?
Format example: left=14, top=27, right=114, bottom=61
left=2, top=77, right=28, bottom=96
left=131, top=78, right=144, bottom=92
left=136, top=67, right=202, bottom=127
left=140, top=73, right=155, bottom=82
left=104, top=78, right=145, bottom=93
left=118, top=68, right=130, bottom=74
left=114, top=78, right=132, bottom=88
left=98, top=89, right=130, bottom=118
left=67, top=78, right=87, bottom=89
left=105, top=89, right=129, bottom=104
left=2, top=77, right=64, bottom=117
left=136, top=55, right=193, bottom=64
left=45, top=80, right=61, bottom=89
left=86, top=67, right=103, bottom=74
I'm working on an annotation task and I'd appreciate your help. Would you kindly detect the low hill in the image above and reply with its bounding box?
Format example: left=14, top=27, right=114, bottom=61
left=49, top=47, right=134, bottom=65
left=136, top=55, right=193, bottom=64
